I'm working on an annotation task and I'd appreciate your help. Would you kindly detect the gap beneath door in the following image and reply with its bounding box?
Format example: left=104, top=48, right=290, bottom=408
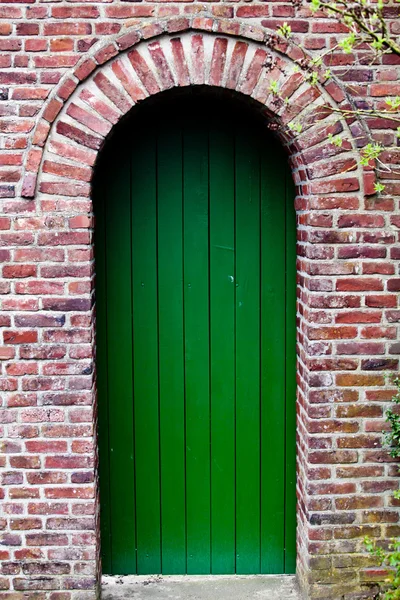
left=102, top=575, right=300, bottom=600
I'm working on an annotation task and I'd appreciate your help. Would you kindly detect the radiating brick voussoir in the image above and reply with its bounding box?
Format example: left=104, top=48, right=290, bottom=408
left=170, top=38, right=190, bottom=87
left=66, top=103, right=113, bottom=138
left=22, top=20, right=361, bottom=202
left=93, top=71, right=133, bottom=114
left=226, top=41, right=249, bottom=91
left=42, top=160, right=92, bottom=184
left=79, top=89, right=121, bottom=125
left=190, top=34, right=205, bottom=85
left=128, top=48, right=160, bottom=96
left=296, top=119, right=344, bottom=151
left=209, top=37, right=228, bottom=87
left=239, top=47, right=268, bottom=96
left=56, top=121, right=103, bottom=152
left=111, top=59, right=148, bottom=104
left=148, top=40, right=175, bottom=90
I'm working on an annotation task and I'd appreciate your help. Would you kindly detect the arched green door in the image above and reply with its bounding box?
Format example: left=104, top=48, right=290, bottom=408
left=94, top=91, right=296, bottom=577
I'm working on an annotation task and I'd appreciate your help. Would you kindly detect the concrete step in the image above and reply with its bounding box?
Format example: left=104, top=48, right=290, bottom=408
left=102, top=575, right=301, bottom=600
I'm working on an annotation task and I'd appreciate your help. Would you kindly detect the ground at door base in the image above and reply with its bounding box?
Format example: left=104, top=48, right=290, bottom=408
left=102, top=574, right=301, bottom=600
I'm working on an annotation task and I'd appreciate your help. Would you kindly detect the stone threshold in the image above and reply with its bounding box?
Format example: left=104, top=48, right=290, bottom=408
left=102, top=574, right=301, bottom=600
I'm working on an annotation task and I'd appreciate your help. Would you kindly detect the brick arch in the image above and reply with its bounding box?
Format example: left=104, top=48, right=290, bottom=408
left=21, top=18, right=367, bottom=200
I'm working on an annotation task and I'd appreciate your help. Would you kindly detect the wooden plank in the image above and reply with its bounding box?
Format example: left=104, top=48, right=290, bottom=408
left=284, top=166, right=297, bottom=574
left=183, top=121, right=211, bottom=574
left=131, top=126, right=161, bottom=574
left=94, top=162, right=112, bottom=574
left=209, top=123, right=236, bottom=574
left=234, top=125, right=261, bottom=574
left=157, top=122, right=186, bottom=574
left=105, top=142, right=136, bottom=574
left=260, top=137, right=286, bottom=574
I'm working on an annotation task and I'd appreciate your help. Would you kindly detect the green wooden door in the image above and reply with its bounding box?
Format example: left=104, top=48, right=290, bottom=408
left=94, top=92, right=296, bottom=577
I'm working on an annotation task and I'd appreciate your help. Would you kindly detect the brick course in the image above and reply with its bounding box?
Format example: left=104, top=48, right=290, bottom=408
left=0, top=4, right=399, bottom=600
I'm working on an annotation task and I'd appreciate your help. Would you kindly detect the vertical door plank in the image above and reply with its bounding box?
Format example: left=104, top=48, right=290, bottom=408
left=183, top=123, right=211, bottom=574
left=157, top=123, right=186, bottom=574
left=235, top=127, right=261, bottom=574
left=131, top=128, right=161, bottom=574
left=284, top=168, right=297, bottom=574
left=209, top=124, right=236, bottom=574
left=105, top=146, right=136, bottom=574
left=94, top=173, right=112, bottom=574
left=260, top=143, right=286, bottom=574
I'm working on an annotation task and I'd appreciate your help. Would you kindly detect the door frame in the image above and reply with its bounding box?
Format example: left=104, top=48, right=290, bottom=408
left=93, top=89, right=297, bottom=576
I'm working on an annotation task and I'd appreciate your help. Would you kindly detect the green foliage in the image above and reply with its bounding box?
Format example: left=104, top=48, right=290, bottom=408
left=385, top=98, right=400, bottom=111
left=304, top=0, right=400, bottom=56
left=288, top=121, right=303, bottom=134
left=385, top=377, right=400, bottom=458
left=307, top=71, right=320, bottom=86
left=374, top=182, right=386, bottom=194
left=339, top=32, right=357, bottom=54
left=365, top=376, right=400, bottom=599
left=310, top=0, right=321, bottom=12
left=277, top=22, right=292, bottom=39
left=273, top=0, right=400, bottom=180
left=371, top=36, right=386, bottom=53
left=269, top=80, right=280, bottom=95
left=328, top=133, right=343, bottom=147
left=364, top=536, right=400, bottom=600
left=360, top=142, right=383, bottom=166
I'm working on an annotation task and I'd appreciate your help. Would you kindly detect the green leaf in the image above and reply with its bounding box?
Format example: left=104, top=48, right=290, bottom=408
left=328, top=133, right=343, bottom=147
left=385, top=97, right=400, bottom=110
left=339, top=32, right=357, bottom=53
left=360, top=142, right=383, bottom=166
left=307, top=72, right=319, bottom=86
left=288, top=121, right=303, bottom=134
left=277, top=22, right=292, bottom=39
left=371, top=36, right=385, bottom=51
left=269, top=80, right=280, bottom=95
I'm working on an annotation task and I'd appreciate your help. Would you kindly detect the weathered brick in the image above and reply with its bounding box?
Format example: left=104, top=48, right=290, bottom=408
left=0, top=20, right=397, bottom=600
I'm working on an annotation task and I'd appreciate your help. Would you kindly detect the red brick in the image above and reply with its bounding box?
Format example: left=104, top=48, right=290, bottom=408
left=338, top=214, right=385, bottom=228
left=336, top=278, right=384, bottom=292
left=74, top=58, right=97, bottom=82
left=94, top=43, right=118, bottom=66
left=44, top=23, right=91, bottom=36
left=94, top=72, right=132, bottom=113
left=56, top=121, right=102, bottom=151
left=111, top=60, right=147, bottom=103
left=66, top=104, right=111, bottom=138
left=335, top=311, right=382, bottom=324
left=128, top=49, right=160, bottom=96
left=3, top=331, right=38, bottom=345
left=171, top=38, right=190, bottom=87
left=148, top=41, right=174, bottom=90
left=190, top=34, right=204, bottom=85
left=49, top=141, right=96, bottom=167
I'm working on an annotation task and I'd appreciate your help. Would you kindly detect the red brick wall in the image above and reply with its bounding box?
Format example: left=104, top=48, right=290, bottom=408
left=0, top=5, right=399, bottom=600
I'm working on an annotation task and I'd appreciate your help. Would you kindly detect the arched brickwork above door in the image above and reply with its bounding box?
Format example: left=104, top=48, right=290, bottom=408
left=20, top=19, right=368, bottom=203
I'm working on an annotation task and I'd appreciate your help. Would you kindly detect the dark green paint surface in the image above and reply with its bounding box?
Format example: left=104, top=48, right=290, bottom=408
left=94, top=92, right=296, bottom=576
